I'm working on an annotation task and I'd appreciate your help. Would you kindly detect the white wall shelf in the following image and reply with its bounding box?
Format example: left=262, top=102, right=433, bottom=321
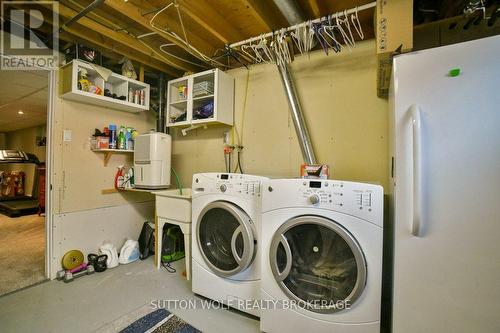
left=61, top=60, right=150, bottom=113
left=166, top=68, right=234, bottom=128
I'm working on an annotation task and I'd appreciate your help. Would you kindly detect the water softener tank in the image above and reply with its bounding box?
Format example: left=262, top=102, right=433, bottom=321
left=134, top=132, right=171, bottom=189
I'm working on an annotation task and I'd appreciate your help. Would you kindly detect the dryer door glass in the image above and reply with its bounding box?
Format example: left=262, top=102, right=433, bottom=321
left=197, top=201, right=255, bottom=278
left=270, top=216, right=367, bottom=313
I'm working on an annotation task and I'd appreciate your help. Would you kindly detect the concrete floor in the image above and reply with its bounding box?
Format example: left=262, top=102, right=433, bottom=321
left=0, top=258, right=260, bottom=333
left=0, top=214, right=45, bottom=296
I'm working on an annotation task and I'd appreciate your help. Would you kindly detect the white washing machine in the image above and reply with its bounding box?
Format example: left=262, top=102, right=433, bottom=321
left=260, top=179, right=384, bottom=333
left=191, top=173, right=268, bottom=317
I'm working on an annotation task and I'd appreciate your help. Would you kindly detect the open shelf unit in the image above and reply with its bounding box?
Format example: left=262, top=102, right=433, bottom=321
left=61, top=60, right=150, bottom=113
left=92, top=148, right=134, bottom=167
left=166, top=68, right=234, bottom=128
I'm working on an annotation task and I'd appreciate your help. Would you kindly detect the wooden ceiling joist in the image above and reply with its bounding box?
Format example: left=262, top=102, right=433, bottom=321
left=175, top=0, right=245, bottom=44
left=302, top=0, right=322, bottom=18
left=241, top=0, right=290, bottom=31
left=39, top=1, right=196, bottom=73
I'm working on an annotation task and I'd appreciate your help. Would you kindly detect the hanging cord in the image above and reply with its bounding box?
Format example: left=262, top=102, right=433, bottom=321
left=229, top=69, right=251, bottom=174
left=162, top=261, right=176, bottom=273
left=232, top=69, right=250, bottom=147
left=149, top=2, right=226, bottom=67
left=159, top=44, right=206, bottom=67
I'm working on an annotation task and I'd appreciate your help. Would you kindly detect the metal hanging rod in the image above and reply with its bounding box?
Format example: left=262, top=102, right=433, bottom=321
left=229, top=1, right=376, bottom=49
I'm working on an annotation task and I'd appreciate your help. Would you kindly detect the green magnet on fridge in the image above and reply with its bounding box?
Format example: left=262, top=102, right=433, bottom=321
left=449, top=68, right=461, bottom=77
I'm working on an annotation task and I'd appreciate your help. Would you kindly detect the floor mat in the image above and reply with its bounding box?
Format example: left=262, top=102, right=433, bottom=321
left=0, top=214, right=45, bottom=296
left=96, top=304, right=201, bottom=333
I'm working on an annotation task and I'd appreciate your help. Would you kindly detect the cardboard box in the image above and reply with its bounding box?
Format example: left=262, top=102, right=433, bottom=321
left=376, top=0, right=413, bottom=98
left=300, top=164, right=329, bottom=179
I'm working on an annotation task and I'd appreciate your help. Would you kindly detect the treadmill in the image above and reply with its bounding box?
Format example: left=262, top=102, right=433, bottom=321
left=0, top=150, right=40, bottom=217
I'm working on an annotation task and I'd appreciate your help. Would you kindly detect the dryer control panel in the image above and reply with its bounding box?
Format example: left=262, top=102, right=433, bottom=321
left=192, top=173, right=268, bottom=198
left=262, top=179, right=383, bottom=227
left=216, top=174, right=263, bottom=197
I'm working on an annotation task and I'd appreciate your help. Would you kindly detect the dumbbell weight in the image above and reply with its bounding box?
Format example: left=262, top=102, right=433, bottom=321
left=56, top=270, right=66, bottom=280
left=63, top=265, right=95, bottom=283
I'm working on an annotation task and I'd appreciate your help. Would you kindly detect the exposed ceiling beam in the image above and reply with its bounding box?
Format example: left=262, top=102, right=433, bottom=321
left=104, top=0, right=216, bottom=60
left=176, top=0, right=245, bottom=44
left=303, top=0, right=321, bottom=18
left=240, top=0, right=289, bottom=31
left=38, top=1, right=195, bottom=73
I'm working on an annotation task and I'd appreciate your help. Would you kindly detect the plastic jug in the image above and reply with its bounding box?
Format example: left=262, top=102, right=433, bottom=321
left=118, top=239, right=140, bottom=265
left=98, top=242, right=119, bottom=268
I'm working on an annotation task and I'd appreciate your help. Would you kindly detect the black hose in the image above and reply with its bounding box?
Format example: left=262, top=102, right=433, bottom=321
left=238, top=150, right=243, bottom=173
left=234, top=149, right=244, bottom=174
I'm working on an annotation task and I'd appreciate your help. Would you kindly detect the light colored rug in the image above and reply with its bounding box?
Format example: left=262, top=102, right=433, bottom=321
left=0, top=214, right=46, bottom=296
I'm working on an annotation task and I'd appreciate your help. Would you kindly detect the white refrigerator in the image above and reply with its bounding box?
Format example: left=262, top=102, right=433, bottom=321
left=390, top=35, right=500, bottom=332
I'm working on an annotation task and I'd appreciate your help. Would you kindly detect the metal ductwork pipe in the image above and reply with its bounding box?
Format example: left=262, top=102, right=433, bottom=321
left=157, top=73, right=166, bottom=133
left=277, top=63, right=317, bottom=165
left=272, top=0, right=316, bottom=164
left=272, top=0, right=304, bottom=25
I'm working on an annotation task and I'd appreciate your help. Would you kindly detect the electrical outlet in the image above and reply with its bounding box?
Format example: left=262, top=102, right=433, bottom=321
left=223, top=131, right=230, bottom=145
left=63, top=129, right=72, bottom=142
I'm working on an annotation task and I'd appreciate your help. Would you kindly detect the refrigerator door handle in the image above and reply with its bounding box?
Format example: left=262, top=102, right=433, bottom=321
left=410, top=105, right=423, bottom=237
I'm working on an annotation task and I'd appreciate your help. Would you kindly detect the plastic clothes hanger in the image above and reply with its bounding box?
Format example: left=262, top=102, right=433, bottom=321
left=241, top=43, right=260, bottom=63
left=322, top=15, right=343, bottom=53
left=312, top=19, right=329, bottom=55
left=334, top=12, right=354, bottom=51
left=351, top=6, right=364, bottom=40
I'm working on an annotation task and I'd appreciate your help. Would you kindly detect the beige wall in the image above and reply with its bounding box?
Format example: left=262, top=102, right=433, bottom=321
left=4, top=125, right=47, bottom=162
left=1, top=125, right=46, bottom=196
left=51, top=73, right=156, bottom=214
left=171, top=40, right=389, bottom=190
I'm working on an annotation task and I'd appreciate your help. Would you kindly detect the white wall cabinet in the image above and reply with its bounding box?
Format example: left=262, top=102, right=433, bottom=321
left=61, top=60, right=150, bottom=113
left=166, top=68, right=234, bottom=128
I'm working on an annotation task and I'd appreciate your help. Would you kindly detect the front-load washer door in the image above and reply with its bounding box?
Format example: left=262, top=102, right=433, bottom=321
left=269, top=215, right=367, bottom=313
left=197, top=201, right=256, bottom=278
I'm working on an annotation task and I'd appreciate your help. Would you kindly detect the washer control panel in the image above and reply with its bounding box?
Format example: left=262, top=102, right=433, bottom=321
left=262, top=179, right=383, bottom=225
left=299, top=180, right=347, bottom=208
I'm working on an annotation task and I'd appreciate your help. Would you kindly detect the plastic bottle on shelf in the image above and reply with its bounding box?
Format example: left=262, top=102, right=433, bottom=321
left=108, top=124, right=117, bottom=149
left=134, top=90, right=139, bottom=104
left=140, top=90, right=145, bottom=105
left=117, top=126, right=126, bottom=150
left=128, top=88, right=134, bottom=103
left=125, top=127, right=133, bottom=150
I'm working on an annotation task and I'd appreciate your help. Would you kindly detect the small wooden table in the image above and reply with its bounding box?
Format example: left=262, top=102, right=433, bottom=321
left=153, top=189, right=192, bottom=280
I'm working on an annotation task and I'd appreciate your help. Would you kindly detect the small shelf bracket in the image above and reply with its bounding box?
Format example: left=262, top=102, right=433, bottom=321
left=103, top=152, right=112, bottom=167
